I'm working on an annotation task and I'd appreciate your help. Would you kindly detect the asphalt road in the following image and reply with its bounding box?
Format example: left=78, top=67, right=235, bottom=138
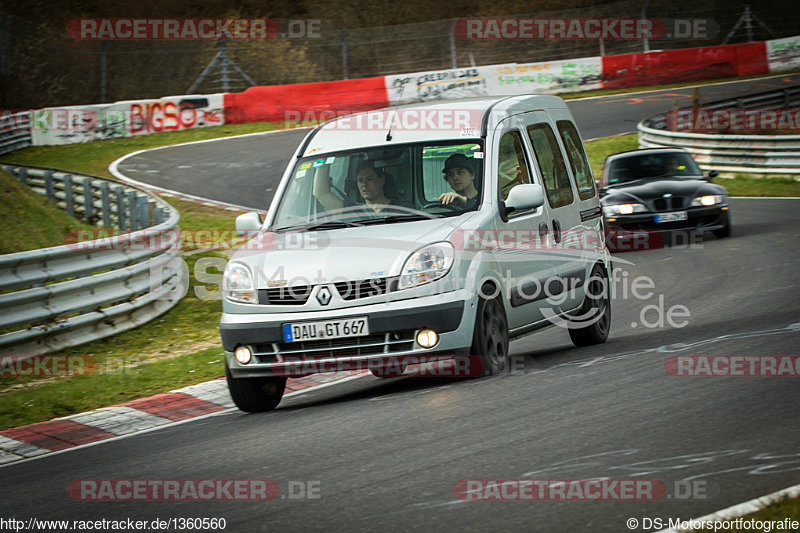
left=1, top=199, right=799, bottom=531
left=2, top=78, right=799, bottom=532
left=115, top=73, right=800, bottom=210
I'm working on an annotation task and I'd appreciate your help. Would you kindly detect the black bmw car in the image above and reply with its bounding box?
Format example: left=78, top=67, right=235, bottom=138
left=600, top=148, right=731, bottom=248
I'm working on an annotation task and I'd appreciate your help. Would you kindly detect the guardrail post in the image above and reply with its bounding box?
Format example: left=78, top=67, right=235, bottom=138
left=82, top=177, right=93, bottom=223
left=100, top=181, right=111, bottom=227
left=128, top=190, right=139, bottom=229
left=18, top=167, right=28, bottom=184
left=44, top=170, right=55, bottom=202
left=115, top=185, right=126, bottom=230
left=63, top=174, right=74, bottom=217
left=146, top=199, right=156, bottom=227
left=138, top=196, right=148, bottom=229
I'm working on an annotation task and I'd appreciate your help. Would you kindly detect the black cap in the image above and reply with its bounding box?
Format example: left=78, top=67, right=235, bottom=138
left=442, top=153, right=473, bottom=173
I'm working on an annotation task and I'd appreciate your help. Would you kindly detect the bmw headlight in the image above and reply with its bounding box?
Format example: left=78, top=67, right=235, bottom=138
left=690, top=195, right=725, bottom=207
left=398, top=242, right=454, bottom=290
left=602, top=203, right=648, bottom=217
left=223, top=263, right=257, bottom=303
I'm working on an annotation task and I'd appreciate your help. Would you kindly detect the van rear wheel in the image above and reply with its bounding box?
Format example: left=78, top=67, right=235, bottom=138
left=568, top=265, right=611, bottom=347
left=471, top=293, right=509, bottom=376
left=225, top=363, right=286, bottom=412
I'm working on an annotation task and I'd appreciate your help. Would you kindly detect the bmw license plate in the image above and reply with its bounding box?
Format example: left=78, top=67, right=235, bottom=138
left=655, top=211, right=688, bottom=223
left=282, top=317, right=369, bottom=342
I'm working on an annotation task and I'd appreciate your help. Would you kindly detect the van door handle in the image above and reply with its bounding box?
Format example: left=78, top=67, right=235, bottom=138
left=552, top=219, right=562, bottom=243
left=538, top=222, right=548, bottom=242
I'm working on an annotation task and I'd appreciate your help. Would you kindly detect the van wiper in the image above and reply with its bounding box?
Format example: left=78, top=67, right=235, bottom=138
left=274, top=220, right=364, bottom=232
left=301, top=220, right=365, bottom=231
left=351, top=214, right=432, bottom=225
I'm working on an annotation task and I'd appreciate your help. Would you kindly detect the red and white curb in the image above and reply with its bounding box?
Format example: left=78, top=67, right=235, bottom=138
left=0, top=370, right=368, bottom=466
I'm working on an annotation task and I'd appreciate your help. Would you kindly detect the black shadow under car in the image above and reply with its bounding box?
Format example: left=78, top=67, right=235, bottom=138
left=599, top=148, right=731, bottom=250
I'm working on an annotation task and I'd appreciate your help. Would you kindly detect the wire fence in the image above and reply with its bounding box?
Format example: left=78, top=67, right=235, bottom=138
left=0, top=0, right=796, bottom=109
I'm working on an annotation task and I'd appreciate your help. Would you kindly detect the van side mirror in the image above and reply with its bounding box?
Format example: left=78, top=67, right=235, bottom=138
left=707, top=170, right=718, bottom=180
left=504, top=184, right=545, bottom=215
left=235, top=212, right=263, bottom=236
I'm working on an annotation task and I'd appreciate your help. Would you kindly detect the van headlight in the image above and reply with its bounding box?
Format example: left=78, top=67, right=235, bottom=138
left=690, top=195, right=725, bottom=207
left=602, top=203, right=648, bottom=217
left=223, top=263, right=257, bottom=303
left=398, top=242, right=454, bottom=290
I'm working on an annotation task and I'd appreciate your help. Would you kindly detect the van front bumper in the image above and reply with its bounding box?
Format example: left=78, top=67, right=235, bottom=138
left=221, top=290, right=477, bottom=378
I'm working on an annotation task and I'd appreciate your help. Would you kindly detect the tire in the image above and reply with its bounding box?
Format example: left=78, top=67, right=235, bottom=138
left=470, top=292, right=509, bottom=376
left=225, top=363, right=286, bottom=413
left=713, top=213, right=731, bottom=238
left=371, top=362, right=407, bottom=378
left=568, top=265, right=611, bottom=347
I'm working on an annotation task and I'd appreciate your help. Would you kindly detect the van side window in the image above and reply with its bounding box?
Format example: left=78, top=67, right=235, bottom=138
left=557, top=120, right=595, bottom=201
left=497, top=131, right=531, bottom=201
left=526, top=123, right=573, bottom=208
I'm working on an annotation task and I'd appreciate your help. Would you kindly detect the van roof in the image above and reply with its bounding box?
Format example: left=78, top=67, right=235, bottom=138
left=300, top=94, right=567, bottom=157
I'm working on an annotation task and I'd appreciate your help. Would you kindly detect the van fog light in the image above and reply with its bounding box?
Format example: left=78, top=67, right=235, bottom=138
left=416, top=329, right=439, bottom=348
left=234, top=346, right=252, bottom=364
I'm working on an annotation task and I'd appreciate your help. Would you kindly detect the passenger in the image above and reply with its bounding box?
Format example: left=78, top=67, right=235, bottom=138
left=437, top=154, right=479, bottom=209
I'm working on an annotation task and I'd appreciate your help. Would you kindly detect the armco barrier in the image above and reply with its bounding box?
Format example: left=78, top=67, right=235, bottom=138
left=0, top=164, right=183, bottom=357
left=637, top=86, right=800, bottom=174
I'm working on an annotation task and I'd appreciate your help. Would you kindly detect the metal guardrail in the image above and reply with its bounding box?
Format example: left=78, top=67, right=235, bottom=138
left=0, top=163, right=183, bottom=357
left=0, top=112, right=32, bottom=156
left=637, top=86, right=800, bottom=174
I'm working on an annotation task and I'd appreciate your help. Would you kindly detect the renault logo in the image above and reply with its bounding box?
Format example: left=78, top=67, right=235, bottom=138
left=316, top=286, right=332, bottom=306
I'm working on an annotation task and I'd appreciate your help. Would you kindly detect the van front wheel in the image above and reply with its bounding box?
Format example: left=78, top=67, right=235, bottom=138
left=225, top=363, right=286, bottom=412
left=568, top=265, right=611, bottom=347
left=471, top=293, right=509, bottom=376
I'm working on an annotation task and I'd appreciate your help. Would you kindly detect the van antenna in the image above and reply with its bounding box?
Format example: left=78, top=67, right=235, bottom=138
left=386, top=79, right=408, bottom=142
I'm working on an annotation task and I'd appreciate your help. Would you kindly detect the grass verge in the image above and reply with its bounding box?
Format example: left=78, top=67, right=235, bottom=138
left=0, top=170, right=96, bottom=254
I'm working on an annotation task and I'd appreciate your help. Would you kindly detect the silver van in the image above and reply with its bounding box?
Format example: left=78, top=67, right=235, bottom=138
left=220, top=95, right=611, bottom=412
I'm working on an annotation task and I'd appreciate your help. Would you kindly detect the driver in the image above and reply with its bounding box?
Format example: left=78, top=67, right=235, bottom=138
left=666, top=156, right=687, bottom=174
left=313, top=160, right=394, bottom=213
left=437, top=153, right=479, bottom=210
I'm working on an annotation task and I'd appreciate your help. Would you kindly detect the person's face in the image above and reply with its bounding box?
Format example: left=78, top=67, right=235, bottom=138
left=445, top=167, right=474, bottom=194
left=357, top=169, right=384, bottom=201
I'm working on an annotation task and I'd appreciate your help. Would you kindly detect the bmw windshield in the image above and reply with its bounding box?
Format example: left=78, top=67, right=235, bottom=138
left=606, top=152, right=703, bottom=186
left=271, top=141, right=484, bottom=231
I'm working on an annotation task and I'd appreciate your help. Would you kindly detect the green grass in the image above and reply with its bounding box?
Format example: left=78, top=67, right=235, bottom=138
left=0, top=347, right=226, bottom=430
left=583, top=133, right=800, bottom=196
left=0, top=170, right=97, bottom=254
left=690, top=493, right=800, bottom=532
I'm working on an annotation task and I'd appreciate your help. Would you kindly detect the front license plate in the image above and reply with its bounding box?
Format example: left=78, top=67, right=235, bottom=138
left=282, top=317, right=369, bottom=342
left=655, top=211, right=688, bottom=223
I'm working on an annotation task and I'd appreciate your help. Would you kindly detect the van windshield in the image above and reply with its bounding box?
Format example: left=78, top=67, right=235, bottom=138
left=271, top=141, right=484, bottom=231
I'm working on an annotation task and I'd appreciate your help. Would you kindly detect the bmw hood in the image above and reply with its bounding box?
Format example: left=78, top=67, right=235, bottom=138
left=602, top=178, right=726, bottom=204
